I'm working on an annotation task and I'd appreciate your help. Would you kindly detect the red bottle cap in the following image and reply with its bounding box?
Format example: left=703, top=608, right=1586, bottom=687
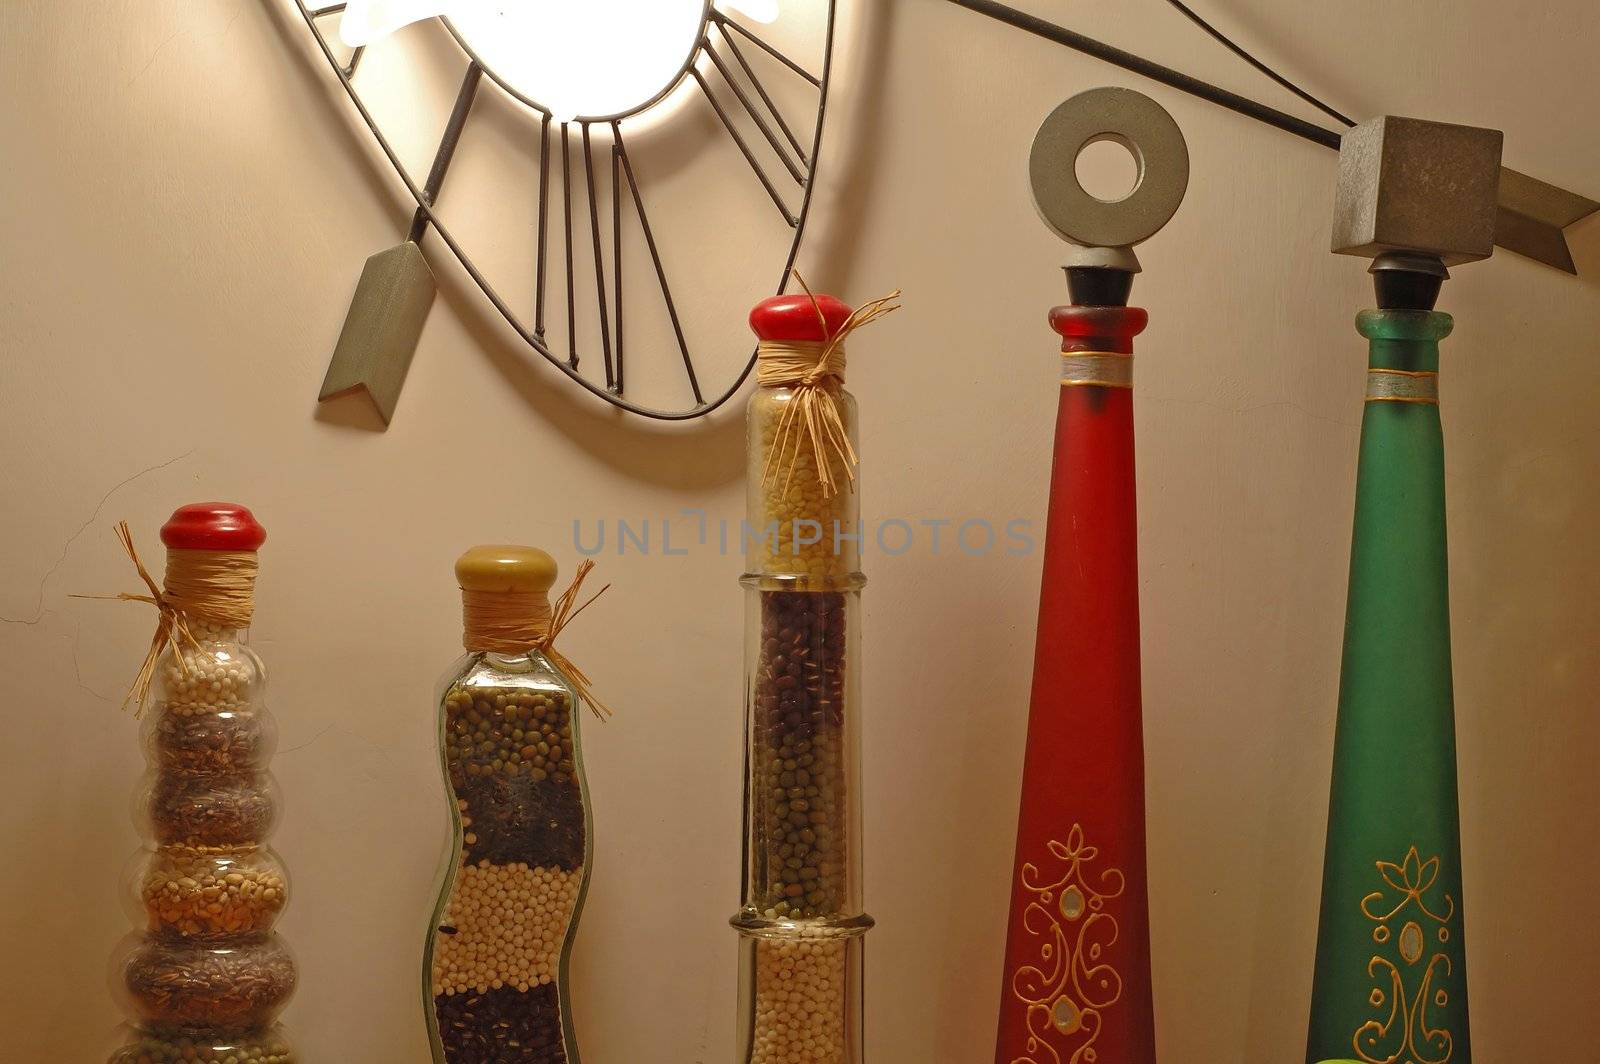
left=160, top=502, right=268, bottom=552
left=749, top=293, right=854, bottom=343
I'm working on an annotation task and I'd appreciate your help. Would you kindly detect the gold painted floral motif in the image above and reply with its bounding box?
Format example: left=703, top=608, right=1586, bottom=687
left=1353, top=847, right=1458, bottom=1064
left=1009, top=824, right=1125, bottom=1064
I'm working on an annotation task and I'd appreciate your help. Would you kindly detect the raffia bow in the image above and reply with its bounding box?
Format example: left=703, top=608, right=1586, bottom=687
left=533, top=559, right=614, bottom=721
left=72, top=522, right=201, bottom=716
left=759, top=273, right=901, bottom=499
left=462, top=558, right=615, bottom=721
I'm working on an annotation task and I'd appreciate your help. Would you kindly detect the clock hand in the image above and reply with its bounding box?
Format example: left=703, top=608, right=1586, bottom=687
left=317, top=64, right=482, bottom=425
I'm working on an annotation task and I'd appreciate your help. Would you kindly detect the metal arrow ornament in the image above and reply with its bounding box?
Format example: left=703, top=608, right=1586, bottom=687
left=316, top=57, right=483, bottom=426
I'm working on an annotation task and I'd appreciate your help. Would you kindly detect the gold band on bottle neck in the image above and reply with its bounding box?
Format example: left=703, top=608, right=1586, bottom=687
left=1060, top=351, right=1134, bottom=389
left=1366, top=367, right=1439, bottom=405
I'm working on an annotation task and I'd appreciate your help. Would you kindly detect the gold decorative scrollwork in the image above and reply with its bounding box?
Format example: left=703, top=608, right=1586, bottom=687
left=1009, top=824, right=1125, bottom=1064
left=1353, top=847, right=1458, bottom=1064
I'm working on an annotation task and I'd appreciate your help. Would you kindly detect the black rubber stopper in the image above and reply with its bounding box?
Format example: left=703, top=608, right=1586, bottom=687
left=1066, top=266, right=1134, bottom=307
left=1374, top=269, right=1444, bottom=311
left=1370, top=252, right=1448, bottom=311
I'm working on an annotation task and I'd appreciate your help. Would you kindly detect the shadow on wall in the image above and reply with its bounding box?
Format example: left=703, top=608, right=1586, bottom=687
left=1568, top=209, right=1600, bottom=278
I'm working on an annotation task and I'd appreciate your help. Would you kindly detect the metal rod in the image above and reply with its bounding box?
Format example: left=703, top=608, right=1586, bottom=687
left=717, top=24, right=809, bottom=165
left=942, top=0, right=1343, bottom=149
left=693, top=68, right=799, bottom=226
left=704, top=39, right=806, bottom=184
left=536, top=113, right=551, bottom=338
left=408, top=63, right=483, bottom=244
left=582, top=123, right=615, bottom=391
left=1160, top=0, right=1354, bottom=127
left=614, top=123, right=704, bottom=406
left=709, top=9, right=822, bottom=88
left=562, top=122, right=577, bottom=369
left=612, top=139, right=624, bottom=395
left=310, top=3, right=347, bottom=17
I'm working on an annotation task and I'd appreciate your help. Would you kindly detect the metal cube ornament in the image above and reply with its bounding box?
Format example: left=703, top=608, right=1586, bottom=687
left=1331, top=115, right=1502, bottom=265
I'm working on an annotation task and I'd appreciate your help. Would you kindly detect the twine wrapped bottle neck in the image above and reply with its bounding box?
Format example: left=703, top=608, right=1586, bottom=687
left=756, top=340, right=847, bottom=388
left=461, top=590, right=553, bottom=654
left=164, top=550, right=259, bottom=630
left=80, top=521, right=261, bottom=714
left=456, top=558, right=614, bottom=720
left=751, top=284, right=899, bottom=500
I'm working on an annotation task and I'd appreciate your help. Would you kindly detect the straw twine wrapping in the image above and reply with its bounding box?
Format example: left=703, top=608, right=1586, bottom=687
left=757, top=278, right=901, bottom=499
left=461, top=558, right=614, bottom=720
left=76, top=522, right=259, bottom=715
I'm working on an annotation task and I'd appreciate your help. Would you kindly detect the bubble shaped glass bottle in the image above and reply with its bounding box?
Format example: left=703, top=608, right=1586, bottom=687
left=109, top=502, right=298, bottom=1064
left=736, top=294, right=870, bottom=1064
left=425, top=546, right=591, bottom=1063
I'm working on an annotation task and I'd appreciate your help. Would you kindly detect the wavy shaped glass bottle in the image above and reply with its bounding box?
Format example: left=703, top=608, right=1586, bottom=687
left=425, top=647, right=591, bottom=1063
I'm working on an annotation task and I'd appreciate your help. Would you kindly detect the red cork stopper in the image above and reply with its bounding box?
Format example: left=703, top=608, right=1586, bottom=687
left=160, top=502, right=267, bottom=552
left=750, top=293, right=853, bottom=343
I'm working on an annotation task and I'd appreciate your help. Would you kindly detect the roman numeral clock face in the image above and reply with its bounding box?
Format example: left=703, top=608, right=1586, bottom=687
left=293, top=0, right=836, bottom=419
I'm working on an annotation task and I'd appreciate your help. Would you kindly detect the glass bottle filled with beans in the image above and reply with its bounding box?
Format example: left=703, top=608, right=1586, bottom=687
left=735, top=294, right=873, bottom=1064
left=107, top=503, right=297, bottom=1063
left=424, top=546, right=591, bottom=1064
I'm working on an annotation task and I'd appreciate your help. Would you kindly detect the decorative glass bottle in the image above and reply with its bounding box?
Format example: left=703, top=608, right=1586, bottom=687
left=993, top=275, right=1157, bottom=1064
left=425, top=546, right=593, bottom=1063
left=735, top=293, right=874, bottom=1064
left=1306, top=300, right=1471, bottom=1064
left=108, top=503, right=298, bottom=1064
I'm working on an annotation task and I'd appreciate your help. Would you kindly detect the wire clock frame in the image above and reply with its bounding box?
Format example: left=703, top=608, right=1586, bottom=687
left=292, top=1, right=838, bottom=421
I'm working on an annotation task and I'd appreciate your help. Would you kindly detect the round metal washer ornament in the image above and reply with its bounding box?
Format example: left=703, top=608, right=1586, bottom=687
left=1030, top=86, right=1190, bottom=248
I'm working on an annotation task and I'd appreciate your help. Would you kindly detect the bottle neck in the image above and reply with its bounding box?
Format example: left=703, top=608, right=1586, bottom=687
left=1357, top=309, right=1452, bottom=407
left=1048, top=304, right=1149, bottom=355
left=461, top=589, right=553, bottom=655
left=1357, top=309, right=1452, bottom=370
left=480, top=648, right=548, bottom=671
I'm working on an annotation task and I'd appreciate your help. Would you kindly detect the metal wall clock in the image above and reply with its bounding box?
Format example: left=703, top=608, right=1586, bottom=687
left=290, top=1, right=837, bottom=423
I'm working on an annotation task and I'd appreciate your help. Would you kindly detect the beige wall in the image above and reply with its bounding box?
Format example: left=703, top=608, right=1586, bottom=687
left=2, top=0, right=1597, bottom=1060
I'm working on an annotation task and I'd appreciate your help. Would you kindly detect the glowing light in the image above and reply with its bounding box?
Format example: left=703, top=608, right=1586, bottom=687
left=340, top=1, right=779, bottom=120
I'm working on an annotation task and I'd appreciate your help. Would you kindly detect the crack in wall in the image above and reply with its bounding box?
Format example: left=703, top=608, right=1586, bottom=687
left=0, top=450, right=193, bottom=626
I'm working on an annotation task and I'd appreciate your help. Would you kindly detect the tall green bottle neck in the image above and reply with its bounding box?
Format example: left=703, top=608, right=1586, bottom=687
left=1357, top=309, right=1453, bottom=405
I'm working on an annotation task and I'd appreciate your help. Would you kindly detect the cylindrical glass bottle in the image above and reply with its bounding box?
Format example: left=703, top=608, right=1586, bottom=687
left=735, top=294, right=871, bottom=1064
left=107, top=502, right=298, bottom=1063
left=424, top=546, right=592, bottom=1064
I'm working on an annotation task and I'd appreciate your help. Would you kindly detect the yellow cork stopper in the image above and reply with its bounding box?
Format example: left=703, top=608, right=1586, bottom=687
left=454, top=545, right=558, bottom=595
